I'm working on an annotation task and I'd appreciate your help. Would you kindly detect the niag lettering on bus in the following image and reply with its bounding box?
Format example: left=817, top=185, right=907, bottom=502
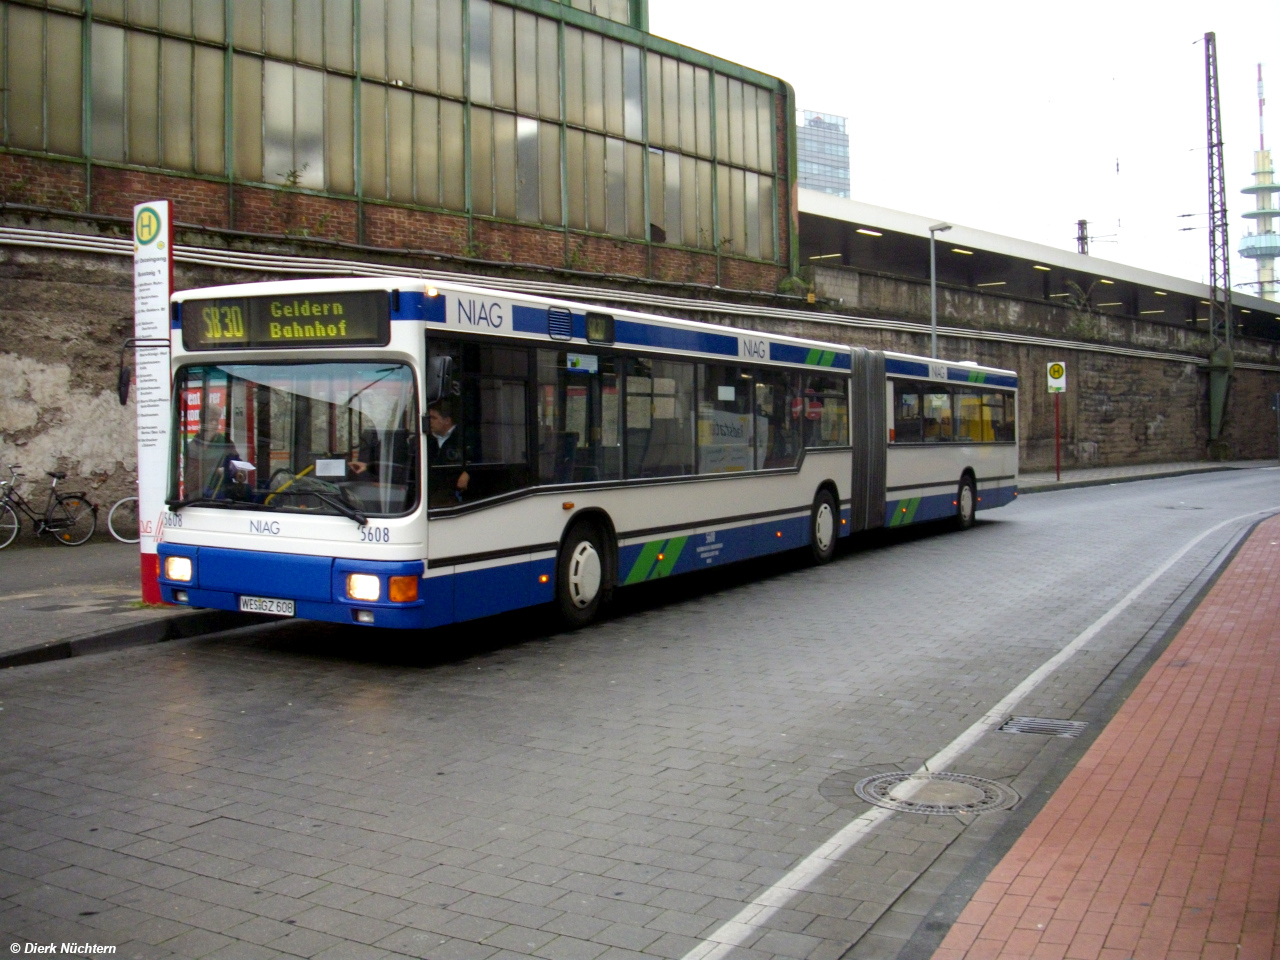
left=740, top=337, right=768, bottom=360
left=454, top=298, right=505, bottom=328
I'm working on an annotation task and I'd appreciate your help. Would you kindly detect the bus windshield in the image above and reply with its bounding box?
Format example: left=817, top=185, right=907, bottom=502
left=171, top=362, right=419, bottom=518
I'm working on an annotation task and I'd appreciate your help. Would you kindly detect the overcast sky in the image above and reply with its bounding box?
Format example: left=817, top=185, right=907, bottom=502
left=648, top=0, right=1278, bottom=293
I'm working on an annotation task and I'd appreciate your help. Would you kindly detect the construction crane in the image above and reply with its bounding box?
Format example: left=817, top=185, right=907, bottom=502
left=1203, top=31, right=1233, bottom=452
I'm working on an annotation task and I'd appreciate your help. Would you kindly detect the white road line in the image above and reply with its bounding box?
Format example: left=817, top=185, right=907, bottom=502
left=681, top=506, right=1279, bottom=960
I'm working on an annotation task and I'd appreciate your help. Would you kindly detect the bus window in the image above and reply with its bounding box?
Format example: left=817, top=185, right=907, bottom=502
left=536, top=349, right=622, bottom=484
left=802, top=374, right=849, bottom=448
left=625, top=358, right=694, bottom=478
left=955, top=387, right=986, bottom=442
left=754, top=368, right=802, bottom=468
left=696, top=364, right=754, bottom=474
left=893, top=380, right=922, bottom=444
left=923, top=387, right=954, bottom=442
left=985, top=391, right=1015, bottom=442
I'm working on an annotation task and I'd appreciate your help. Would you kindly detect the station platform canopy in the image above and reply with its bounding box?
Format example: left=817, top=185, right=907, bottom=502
left=798, top=190, right=1280, bottom=341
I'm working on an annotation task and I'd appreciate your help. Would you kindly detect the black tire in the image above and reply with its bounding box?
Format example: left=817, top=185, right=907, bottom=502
left=557, top=521, right=609, bottom=628
left=0, top=502, right=19, bottom=549
left=810, top=489, right=838, bottom=564
left=956, top=476, right=976, bottom=530
left=52, top=495, right=96, bottom=545
left=108, top=496, right=140, bottom=543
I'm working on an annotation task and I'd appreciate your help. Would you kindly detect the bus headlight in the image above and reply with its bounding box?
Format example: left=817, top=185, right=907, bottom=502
left=346, top=573, right=381, bottom=601
left=165, top=556, right=193, bottom=582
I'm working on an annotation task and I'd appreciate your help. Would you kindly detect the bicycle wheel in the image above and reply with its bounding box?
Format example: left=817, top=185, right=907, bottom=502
left=0, top=502, right=19, bottom=549
left=51, top=495, right=96, bottom=546
left=107, top=496, right=140, bottom=543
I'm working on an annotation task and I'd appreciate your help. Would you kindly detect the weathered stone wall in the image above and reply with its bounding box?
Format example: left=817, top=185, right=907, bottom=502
left=2, top=219, right=1276, bottom=542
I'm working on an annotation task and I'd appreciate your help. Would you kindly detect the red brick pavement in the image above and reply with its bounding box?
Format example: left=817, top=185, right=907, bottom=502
left=932, top=514, right=1280, bottom=960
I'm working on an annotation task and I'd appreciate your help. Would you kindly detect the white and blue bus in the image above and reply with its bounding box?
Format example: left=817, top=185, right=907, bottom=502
left=156, top=278, right=1018, bottom=628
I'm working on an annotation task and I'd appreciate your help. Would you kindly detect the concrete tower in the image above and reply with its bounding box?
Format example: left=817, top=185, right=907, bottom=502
left=1240, top=64, right=1279, bottom=301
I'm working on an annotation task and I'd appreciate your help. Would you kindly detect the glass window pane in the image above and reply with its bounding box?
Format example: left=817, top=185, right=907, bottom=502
left=264, top=0, right=292, bottom=58
left=128, top=30, right=161, bottom=166
left=437, top=0, right=462, bottom=97
left=602, top=38, right=622, bottom=136
left=386, top=0, right=411, bottom=84
left=232, top=0, right=263, bottom=51
left=727, top=78, right=743, bottom=167
left=439, top=98, right=464, bottom=209
left=622, top=45, right=641, bottom=140
left=758, top=174, right=774, bottom=260
left=679, top=154, right=696, bottom=247
left=715, top=163, right=730, bottom=253
left=537, top=16, right=559, bottom=120
left=585, top=131, right=605, bottom=233
left=713, top=73, right=727, bottom=160
left=565, top=128, right=585, bottom=230
left=756, top=369, right=801, bottom=467
left=263, top=60, right=294, bottom=182
left=647, top=148, right=663, bottom=240
left=161, top=39, right=192, bottom=170
left=514, top=10, right=536, bottom=116
left=956, top=388, right=983, bottom=442
left=697, top=364, right=754, bottom=474
left=539, top=120, right=561, bottom=225
left=7, top=7, right=44, bottom=150
left=493, top=110, right=516, bottom=218
left=47, top=14, right=82, bottom=156
left=324, top=0, right=353, bottom=72
left=744, top=169, right=759, bottom=258
left=360, top=0, right=385, bottom=78
left=467, top=0, right=490, bottom=103
left=387, top=86, right=413, bottom=200
left=923, top=389, right=954, bottom=442
left=563, top=27, right=583, bottom=126
left=296, top=0, right=323, bottom=65
left=516, top=115, right=539, bottom=222
left=294, top=66, right=325, bottom=187
left=95, top=0, right=125, bottom=21
left=161, top=0, right=192, bottom=36
left=194, top=0, right=225, bottom=43
left=660, top=56, right=677, bottom=149
left=49, top=0, right=84, bottom=10
left=536, top=349, right=621, bottom=484
left=194, top=45, right=225, bottom=175
left=663, top=150, right=681, bottom=245
left=605, top=136, right=624, bottom=236
left=129, top=0, right=160, bottom=28
left=756, top=87, right=773, bottom=172
left=412, top=0, right=438, bottom=92
left=470, top=106, right=494, bottom=215
left=360, top=80, right=387, bottom=197
left=325, top=73, right=354, bottom=192
left=625, top=358, right=693, bottom=479
left=232, top=53, right=262, bottom=180
left=893, top=381, right=921, bottom=443
left=677, top=62, right=694, bottom=155
left=694, top=66, right=711, bottom=158
left=413, top=92, right=439, bottom=204
left=489, top=2, right=513, bottom=108
left=646, top=52, right=661, bottom=142
left=625, top=141, right=643, bottom=238
left=802, top=374, right=848, bottom=448
left=696, top=158, right=712, bottom=249
left=742, top=87, right=758, bottom=171
left=582, top=31, right=602, bottom=132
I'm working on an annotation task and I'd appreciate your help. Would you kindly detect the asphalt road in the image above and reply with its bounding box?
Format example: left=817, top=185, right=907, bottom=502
left=1, top=468, right=1277, bottom=960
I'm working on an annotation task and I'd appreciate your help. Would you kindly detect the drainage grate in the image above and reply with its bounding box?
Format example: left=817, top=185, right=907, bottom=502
left=999, top=716, right=1089, bottom=738
left=853, top=772, right=1019, bottom=816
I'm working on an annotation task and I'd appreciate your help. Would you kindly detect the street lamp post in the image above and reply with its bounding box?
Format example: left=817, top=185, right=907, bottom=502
left=928, top=222, right=952, bottom=359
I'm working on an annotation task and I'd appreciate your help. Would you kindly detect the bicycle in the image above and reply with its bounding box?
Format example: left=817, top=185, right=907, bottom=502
left=107, top=495, right=140, bottom=544
left=0, top=464, right=98, bottom=549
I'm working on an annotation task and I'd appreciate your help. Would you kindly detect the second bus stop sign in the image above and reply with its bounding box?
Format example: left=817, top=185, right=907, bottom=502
left=1047, top=362, right=1066, bottom=393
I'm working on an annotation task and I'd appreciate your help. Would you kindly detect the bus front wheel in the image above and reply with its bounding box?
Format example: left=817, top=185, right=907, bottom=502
left=557, top=522, right=608, bottom=627
left=956, top=476, right=976, bottom=530
left=810, top=489, right=837, bottom=564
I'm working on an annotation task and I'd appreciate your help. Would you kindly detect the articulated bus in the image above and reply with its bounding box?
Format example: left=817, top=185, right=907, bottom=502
left=156, top=278, right=1018, bottom=628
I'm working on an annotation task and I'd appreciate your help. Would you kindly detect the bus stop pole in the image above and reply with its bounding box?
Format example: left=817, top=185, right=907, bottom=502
left=1055, top=392, right=1061, bottom=482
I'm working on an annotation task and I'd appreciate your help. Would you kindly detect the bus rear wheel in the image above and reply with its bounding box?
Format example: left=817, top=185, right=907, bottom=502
left=956, top=476, right=976, bottom=530
left=557, top=522, right=609, bottom=628
left=810, top=489, right=837, bottom=564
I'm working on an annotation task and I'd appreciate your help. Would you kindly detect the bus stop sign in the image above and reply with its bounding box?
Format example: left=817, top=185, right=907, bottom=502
left=1047, top=362, right=1066, bottom=393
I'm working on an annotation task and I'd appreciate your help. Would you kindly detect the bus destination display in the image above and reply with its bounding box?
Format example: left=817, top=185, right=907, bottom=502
left=182, top=292, right=390, bottom=350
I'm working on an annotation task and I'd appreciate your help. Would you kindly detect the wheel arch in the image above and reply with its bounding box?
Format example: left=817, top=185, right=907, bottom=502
left=559, top=508, right=618, bottom=595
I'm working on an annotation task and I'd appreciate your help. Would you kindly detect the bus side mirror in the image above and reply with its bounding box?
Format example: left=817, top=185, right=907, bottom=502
left=117, top=362, right=132, bottom=405
left=426, top=355, right=453, bottom=403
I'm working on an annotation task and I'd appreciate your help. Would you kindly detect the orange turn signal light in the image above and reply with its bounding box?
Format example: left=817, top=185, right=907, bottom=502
left=562, top=501, right=574, bottom=510
left=388, top=575, right=419, bottom=603
left=539, top=574, right=550, bottom=583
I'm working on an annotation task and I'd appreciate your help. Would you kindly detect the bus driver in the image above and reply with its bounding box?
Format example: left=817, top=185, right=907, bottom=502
left=428, top=401, right=469, bottom=503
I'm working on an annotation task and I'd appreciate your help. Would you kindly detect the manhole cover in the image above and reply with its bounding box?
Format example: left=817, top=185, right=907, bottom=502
left=853, top=772, right=1019, bottom=816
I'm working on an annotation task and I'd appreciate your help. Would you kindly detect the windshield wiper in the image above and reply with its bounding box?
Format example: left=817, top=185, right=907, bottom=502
left=167, top=497, right=263, bottom=511
left=269, top=489, right=368, bottom=526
